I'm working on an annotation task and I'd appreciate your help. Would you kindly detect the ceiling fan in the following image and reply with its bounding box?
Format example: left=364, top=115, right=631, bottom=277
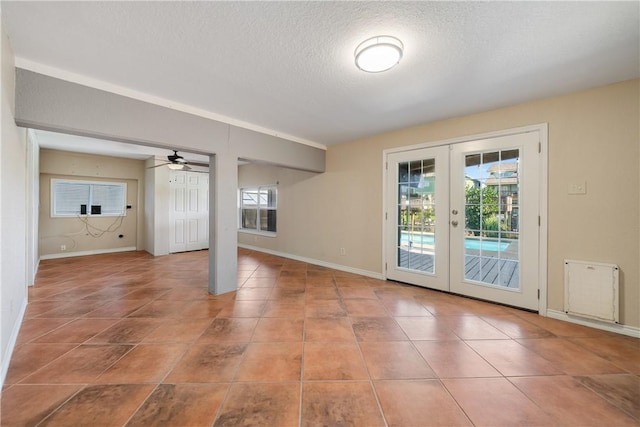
left=147, top=150, right=208, bottom=170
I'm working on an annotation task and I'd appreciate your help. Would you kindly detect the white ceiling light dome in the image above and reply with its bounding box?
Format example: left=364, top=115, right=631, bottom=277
left=167, top=163, right=186, bottom=170
left=354, top=35, right=404, bottom=73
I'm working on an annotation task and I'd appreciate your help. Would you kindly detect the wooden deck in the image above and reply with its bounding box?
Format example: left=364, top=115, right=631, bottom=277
left=398, top=249, right=519, bottom=288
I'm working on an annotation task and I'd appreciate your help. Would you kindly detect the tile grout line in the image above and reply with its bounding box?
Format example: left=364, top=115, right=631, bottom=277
left=33, top=383, right=90, bottom=427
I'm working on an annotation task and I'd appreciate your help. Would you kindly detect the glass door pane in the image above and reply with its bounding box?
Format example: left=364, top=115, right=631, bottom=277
left=463, top=150, right=520, bottom=288
left=396, top=159, right=436, bottom=273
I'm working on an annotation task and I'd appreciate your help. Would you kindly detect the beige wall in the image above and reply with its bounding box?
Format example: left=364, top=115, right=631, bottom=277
left=39, top=149, right=145, bottom=257
left=239, top=79, right=640, bottom=328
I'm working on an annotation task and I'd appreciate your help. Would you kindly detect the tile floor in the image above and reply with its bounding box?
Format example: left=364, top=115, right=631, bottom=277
left=2, top=248, right=639, bottom=426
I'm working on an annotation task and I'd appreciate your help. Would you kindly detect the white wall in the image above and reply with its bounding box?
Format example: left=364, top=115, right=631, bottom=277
left=1, top=21, right=28, bottom=385
left=144, top=156, right=170, bottom=256
left=25, top=130, right=39, bottom=284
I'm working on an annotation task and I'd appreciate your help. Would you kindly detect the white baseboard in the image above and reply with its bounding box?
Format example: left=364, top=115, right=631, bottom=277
left=546, top=309, right=640, bottom=338
left=0, top=298, right=27, bottom=388
left=40, top=246, right=137, bottom=260
left=238, top=244, right=384, bottom=280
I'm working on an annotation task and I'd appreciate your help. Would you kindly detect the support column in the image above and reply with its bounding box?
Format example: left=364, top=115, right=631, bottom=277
left=208, top=152, right=238, bottom=295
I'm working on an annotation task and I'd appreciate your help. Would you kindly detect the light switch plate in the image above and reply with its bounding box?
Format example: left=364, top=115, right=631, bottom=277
left=568, top=181, right=587, bottom=195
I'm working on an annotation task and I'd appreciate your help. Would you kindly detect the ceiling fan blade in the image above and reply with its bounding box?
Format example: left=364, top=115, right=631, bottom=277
left=146, top=162, right=170, bottom=169
left=183, top=164, right=192, bottom=171
left=187, top=161, right=209, bottom=168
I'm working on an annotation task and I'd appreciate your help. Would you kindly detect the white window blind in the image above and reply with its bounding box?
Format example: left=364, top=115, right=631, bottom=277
left=52, top=179, right=126, bottom=217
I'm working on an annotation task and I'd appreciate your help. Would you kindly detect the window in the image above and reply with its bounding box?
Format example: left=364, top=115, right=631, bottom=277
left=51, top=179, right=127, bottom=217
left=239, top=185, right=277, bottom=234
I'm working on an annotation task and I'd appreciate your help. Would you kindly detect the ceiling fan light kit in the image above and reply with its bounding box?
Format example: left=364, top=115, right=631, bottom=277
left=354, top=35, right=404, bottom=73
left=167, top=163, right=188, bottom=170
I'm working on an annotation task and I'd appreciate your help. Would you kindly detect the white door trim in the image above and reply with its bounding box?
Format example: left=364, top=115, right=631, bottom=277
left=382, top=123, right=548, bottom=314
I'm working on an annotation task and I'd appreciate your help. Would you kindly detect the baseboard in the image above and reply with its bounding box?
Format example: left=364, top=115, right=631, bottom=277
left=0, top=298, right=27, bottom=388
left=238, top=244, right=384, bottom=280
left=546, top=309, right=640, bottom=338
left=40, top=246, right=137, bottom=260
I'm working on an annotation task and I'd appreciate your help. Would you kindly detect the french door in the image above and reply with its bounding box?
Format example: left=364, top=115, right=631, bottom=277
left=385, top=146, right=450, bottom=291
left=385, top=131, right=541, bottom=310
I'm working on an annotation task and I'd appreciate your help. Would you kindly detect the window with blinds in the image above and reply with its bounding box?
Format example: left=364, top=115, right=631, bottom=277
left=51, top=179, right=127, bottom=217
left=239, top=185, right=277, bottom=234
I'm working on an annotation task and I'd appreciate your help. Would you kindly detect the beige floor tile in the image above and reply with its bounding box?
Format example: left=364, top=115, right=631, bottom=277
left=196, top=318, right=258, bottom=343
left=517, top=337, right=627, bottom=375
left=351, top=317, right=408, bottom=341
left=128, top=383, right=228, bottom=426
left=32, top=318, right=119, bottom=344
left=165, top=343, right=247, bottom=382
left=304, top=317, right=355, bottom=342
left=512, top=375, right=639, bottom=426
left=576, top=374, right=640, bottom=419
left=4, top=343, right=77, bottom=384
left=303, top=342, right=369, bottom=380
left=375, top=380, right=472, bottom=426
left=21, top=344, right=133, bottom=384
left=252, top=317, right=304, bottom=342
left=465, top=339, right=563, bottom=376
left=359, top=341, right=436, bottom=379
left=414, top=340, right=501, bottom=378
left=214, top=382, right=299, bottom=427
left=301, top=382, right=385, bottom=427
left=234, top=342, right=302, bottom=381
left=394, top=316, right=459, bottom=341
left=96, top=343, right=188, bottom=383
left=0, top=384, right=81, bottom=426
left=443, top=378, right=557, bottom=426
left=39, top=384, right=154, bottom=427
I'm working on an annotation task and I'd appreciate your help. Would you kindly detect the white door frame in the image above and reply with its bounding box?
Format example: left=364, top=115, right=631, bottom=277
left=382, top=124, right=548, bottom=315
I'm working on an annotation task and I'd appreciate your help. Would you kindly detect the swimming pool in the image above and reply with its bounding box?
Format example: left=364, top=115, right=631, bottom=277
left=400, top=231, right=510, bottom=252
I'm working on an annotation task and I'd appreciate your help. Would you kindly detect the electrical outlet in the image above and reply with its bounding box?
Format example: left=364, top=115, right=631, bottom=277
left=60, top=244, right=66, bottom=251
left=340, top=248, right=346, bottom=256
left=568, top=181, right=587, bottom=195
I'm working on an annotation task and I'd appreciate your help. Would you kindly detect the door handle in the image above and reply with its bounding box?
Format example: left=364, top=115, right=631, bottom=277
left=451, top=220, right=459, bottom=227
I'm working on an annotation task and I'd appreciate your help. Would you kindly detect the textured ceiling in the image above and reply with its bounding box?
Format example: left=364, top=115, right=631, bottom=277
left=3, top=1, right=639, bottom=148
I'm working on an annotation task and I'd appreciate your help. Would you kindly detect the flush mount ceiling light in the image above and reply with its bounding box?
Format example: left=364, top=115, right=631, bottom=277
left=354, top=35, right=404, bottom=73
